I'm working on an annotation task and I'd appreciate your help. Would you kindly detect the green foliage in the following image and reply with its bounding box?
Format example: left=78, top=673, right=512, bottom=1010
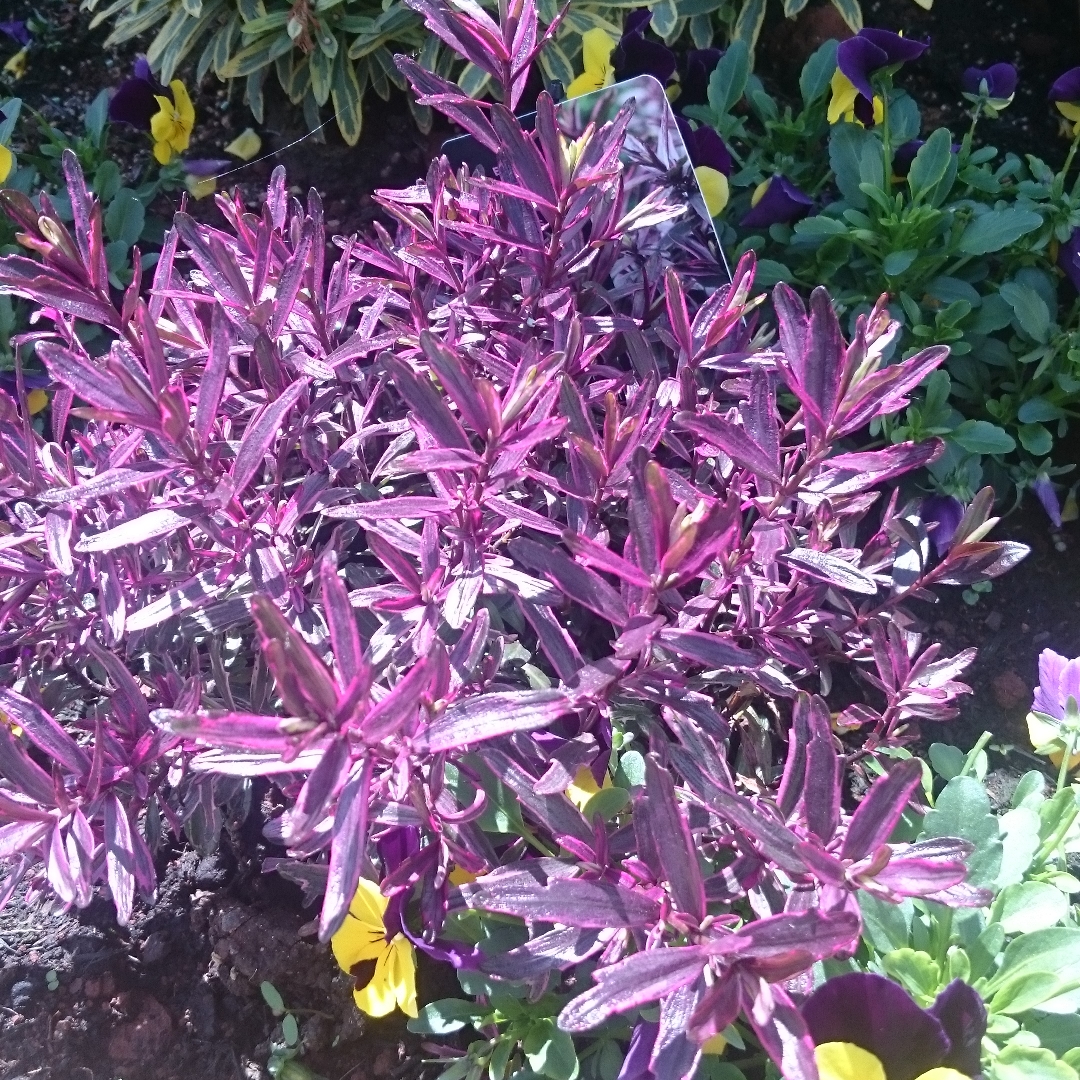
left=692, top=38, right=1080, bottom=507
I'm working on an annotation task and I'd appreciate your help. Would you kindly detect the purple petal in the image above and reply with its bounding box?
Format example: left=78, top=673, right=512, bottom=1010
left=1057, top=230, right=1080, bottom=293
left=677, top=119, right=731, bottom=174
left=183, top=158, right=232, bottom=177
left=929, top=980, right=987, bottom=1076
left=1050, top=66, right=1080, bottom=103
left=853, top=93, right=877, bottom=127
left=859, top=28, right=930, bottom=66
left=617, top=1020, right=659, bottom=1080
left=1033, top=474, right=1062, bottom=528
left=802, top=972, right=950, bottom=1080
left=681, top=49, right=721, bottom=108
left=963, top=62, right=1017, bottom=99
left=1034, top=648, right=1080, bottom=719
left=377, top=825, right=421, bottom=873
left=837, top=35, right=890, bottom=100
left=740, top=176, right=814, bottom=229
left=0, top=20, right=30, bottom=47
left=622, top=9, right=653, bottom=38
left=108, top=77, right=161, bottom=130
left=614, top=31, right=677, bottom=84
left=922, top=494, right=965, bottom=557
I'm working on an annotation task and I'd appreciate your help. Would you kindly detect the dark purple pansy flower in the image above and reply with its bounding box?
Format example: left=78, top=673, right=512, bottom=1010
left=740, top=175, right=813, bottom=229
left=0, top=19, right=29, bottom=47
left=961, top=62, right=1017, bottom=101
left=929, top=980, right=988, bottom=1076
left=677, top=118, right=731, bottom=174
left=613, top=9, right=677, bottom=85
left=803, top=973, right=986, bottom=1080
left=838, top=28, right=930, bottom=102
left=680, top=48, right=721, bottom=108
left=1050, top=67, right=1080, bottom=109
left=1057, top=229, right=1080, bottom=292
left=922, top=493, right=965, bottom=557
left=1032, top=474, right=1062, bottom=528
left=1033, top=648, right=1080, bottom=720
left=108, top=56, right=167, bottom=131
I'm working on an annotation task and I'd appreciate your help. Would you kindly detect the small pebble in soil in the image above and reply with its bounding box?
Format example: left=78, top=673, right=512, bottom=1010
left=991, top=670, right=1030, bottom=711
left=985, top=611, right=1003, bottom=631
left=9, top=980, right=32, bottom=1010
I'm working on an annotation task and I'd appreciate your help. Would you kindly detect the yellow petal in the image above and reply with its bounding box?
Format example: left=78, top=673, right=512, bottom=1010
left=26, top=389, right=48, bottom=414
left=3, top=47, right=27, bottom=79
left=750, top=178, right=771, bottom=208
left=701, top=1033, right=727, bottom=1055
left=566, top=70, right=608, bottom=98
left=566, top=765, right=612, bottom=810
left=331, top=916, right=386, bottom=973
left=150, top=96, right=176, bottom=142
left=170, top=79, right=195, bottom=132
left=0, top=143, right=12, bottom=183
left=911, top=0, right=932, bottom=8
left=828, top=69, right=859, bottom=125
left=581, top=28, right=616, bottom=78
left=387, top=933, right=418, bottom=1017
left=1057, top=101, right=1080, bottom=122
left=696, top=167, right=729, bottom=216
left=186, top=175, right=216, bottom=199
left=152, top=139, right=174, bottom=165
left=1061, top=484, right=1078, bottom=523
left=872, top=95, right=885, bottom=125
left=224, top=127, right=261, bottom=161
left=349, top=876, right=390, bottom=923
left=352, top=946, right=398, bottom=1017
left=914, top=1072, right=968, bottom=1080
left=448, top=865, right=478, bottom=886
left=816, top=1043, right=888, bottom=1080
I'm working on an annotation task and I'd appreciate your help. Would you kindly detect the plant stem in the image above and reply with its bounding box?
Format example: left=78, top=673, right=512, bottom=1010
left=959, top=731, right=992, bottom=778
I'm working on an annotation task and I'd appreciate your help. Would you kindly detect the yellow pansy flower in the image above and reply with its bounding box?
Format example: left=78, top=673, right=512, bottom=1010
left=566, top=29, right=616, bottom=99
left=331, top=878, right=417, bottom=1018
left=448, top=865, right=479, bottom=886
left=827, top=69, right=884, bottom=127
left=701, top=1033, right=727, bottom=1055
left=0, top=144, right=12, bottom=183
left=3, top=47, right=27, bottom=80
left=696, top=167, right=729, bottom=216
left=1027, top=712, right=1080, bottom=772
left=224, top=128, right=261, bottom=161
left=816, top=1043, right=965, bottom=1080
left=185, top=174, right=216, bottom=200
left=26, top=389, right=48, bottom=415
left=150, top=80, right=195, bottom=165
left=565, top=764, right=613, bottom=811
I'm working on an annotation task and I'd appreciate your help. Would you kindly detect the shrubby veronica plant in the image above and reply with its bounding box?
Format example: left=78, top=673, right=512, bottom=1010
left=0, top=0, right=1057, bottom=1077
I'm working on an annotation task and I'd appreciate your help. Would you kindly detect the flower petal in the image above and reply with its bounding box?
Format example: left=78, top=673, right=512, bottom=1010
left=696, top=167, right=729, bottom=216
left=350, top=876, right=390, bottom=923
left=0, top=143, right=11, bottom=184
left=1050, top=67, right=1080, bottom=104
left=224, top=127, right=261, bottom=161
left=928, top=980, right=987, bottom=1076
left=802, top=973, right=950, bottom=1080
left=816, top=1043, right=887, bottom=1080
left=170, top=79, right=195, bottom=131
left=353, top=946, right=398, bottom=1017
left=388, top=934, right=418, bottom=1017
left=836, top=35, right=889, bottom=101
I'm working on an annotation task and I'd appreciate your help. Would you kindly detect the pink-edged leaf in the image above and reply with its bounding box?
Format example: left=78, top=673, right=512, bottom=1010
left=0, top=728, right=57, bottom=807
left=37, top=341, right=148, bottom=419
left=383, top=354, right=472, bottom=451
left=700, top=784, right=814, bottom=877
left=125, top=569, right=219, bottom=632
left=286, top=736, right=352, bottom=842
left=643, top=754, right=705, bottom=921
left=382, top=447, right=483, bottom=476
left=935, top=541, right=1029, bottom=586
left=319, top=757, right=372, bottom=941
left=462, top=871, right=660, bottom=928
left=651, top=979, right=703, bottom=1080
left=360, top=652, right=435, bottom=743
left=0, top=820, right=50, bottom=857
left=801, top=694, right=840, bottom=844
left=39, top=463, right=176, bottom=506
left=414, top=689, right=572, bottom=754
left=0, top=688, right=89, bottom=776
left=43, top=510, right=74, bottom=576
left=150, top=708, right=316, bottom=750
left=0, top=791, right=53, bottom=823
left=836, top=345, right=950, bottom=435
left=75, top=507, right=195, bottom=553
left=67, top=807, right=95, bottom=907
left=780, top=548, right=878, bottom=595
left=482, top=926, right=605, bottom=979
left=744, top=978, right=818, bottom=1080
left=709, top=908, right=859, bottom=966
left=807, top=440, right=943, bottom=496
left=269, top=218, right=314, bottom=337
left=841, top=757, right=923, bottom=861
left=665, top=267, right=693, bottom=357
left=675, top=410, right=781, bottom=483
left=104, top=794, right=136, bottom=925
left=558, top=946, right=708, bottom=1031
left=195, top=302, right=232, bottom=450
left=224, top=378, right=309, bottom=499
left=418, top=330, right=491, bottom=435
left=46, top=823, right=76, bottom=905
left=873, top=854, right=967, bottom=896
left=562, top=530, right=652, bottom=589
left=659, top=628, right=765, bottom=670
left=510, top=538, right=629, bottom=627
left=320, top=552, right=364, bottom=687
left=325, top=496, right=452, bottom=521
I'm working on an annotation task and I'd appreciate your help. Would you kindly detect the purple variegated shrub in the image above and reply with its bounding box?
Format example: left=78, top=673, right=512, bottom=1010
left=0, top=0, right=1028, bottom=1072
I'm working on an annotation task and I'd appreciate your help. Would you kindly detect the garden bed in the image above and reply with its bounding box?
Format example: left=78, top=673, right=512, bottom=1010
left=1, top=0, right=1079, bottom=1078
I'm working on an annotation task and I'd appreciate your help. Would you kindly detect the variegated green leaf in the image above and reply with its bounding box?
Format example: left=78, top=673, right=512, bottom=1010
left=246, top=68, right=267, bottom=122
left=688, top=12, right=714, bottom=48
left=220, top=37, right=275, bottom=80
left=315, top=23, right=338, bottom=57
left=650, top=0, right=679, bottom=39
left=783, top=0, right=810, bottom=16
left=331, top=53, right=363, bottom=146
left=236, top=0, right=265, bottom=22
left=181, top=0, right=202, bottom=18
left=830, top=0, right=863, bottom=32
left=732, top=0, right=767, bottom=58
left=309, top=44, right=333, bottom=105
left=458, top=61, right=492, bottom=99
left=674, top=0, right=724, bottom=16
left=539, top=41, right=576, bottom=89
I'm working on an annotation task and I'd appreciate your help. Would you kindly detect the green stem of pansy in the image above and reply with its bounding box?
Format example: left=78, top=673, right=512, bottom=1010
left=519, top=824, right=555, bottom=857
left=1058, top=127, right=1080, bottom=198
left=878, top=79, right=894, bottom=190
left=1034, top=800, right=1079, bottom=868
left=1056, top=726, right=1077, bottom=794
left=959, top=731, right=993, bottom=778
left=961, top=102, right=983, bottom=162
